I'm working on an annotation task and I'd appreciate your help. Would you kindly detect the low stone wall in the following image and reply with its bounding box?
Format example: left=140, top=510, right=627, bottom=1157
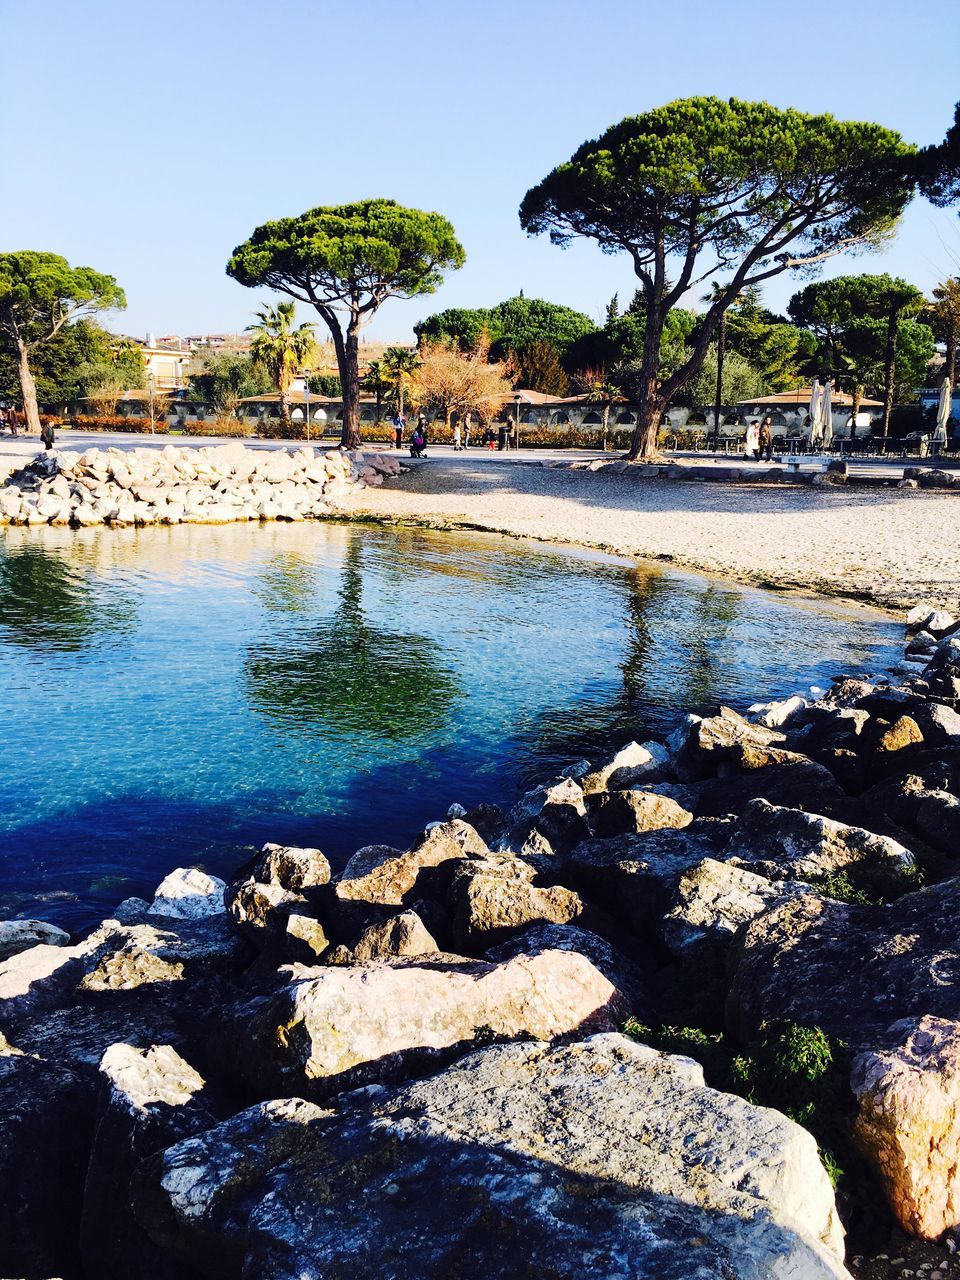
left=0, top=443, right=402, bottom=527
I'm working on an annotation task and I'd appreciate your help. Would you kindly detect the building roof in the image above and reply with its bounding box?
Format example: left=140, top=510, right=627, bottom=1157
left=736, top=387, right=883, bottom=407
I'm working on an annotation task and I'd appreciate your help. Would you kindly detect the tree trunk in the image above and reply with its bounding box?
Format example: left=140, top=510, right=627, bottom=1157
left=279, top=386, right=291, bottom=426
left=16, top=339, right=41, bottom=435
left=375, top=389, right=382, bottom=425
left=850, top=385, right=863, bottom=439
left=947, top=322, right=958, bottom=388
left=881, top=306, right=898, bottom=440
left=340, top=319, right=362, bottom=449
left=712, top=315, right=725, bottom=449
left=627, top=306, right=665, bottom=461
left=602, top=404, right=610, bottom=451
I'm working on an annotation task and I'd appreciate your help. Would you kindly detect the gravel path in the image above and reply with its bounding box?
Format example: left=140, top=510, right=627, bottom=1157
left=342, top=460, right=960, bottom=615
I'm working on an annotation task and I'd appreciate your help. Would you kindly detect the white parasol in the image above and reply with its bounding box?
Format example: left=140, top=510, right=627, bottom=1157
left=820, top=380, right=833, bottom=449
left=808, top=380, right=823, bottom=446
left=933, top=376, right=951, bottom=445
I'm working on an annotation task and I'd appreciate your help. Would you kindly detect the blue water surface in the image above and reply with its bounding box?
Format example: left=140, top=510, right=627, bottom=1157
left=0, top=520, right=900, bottom=930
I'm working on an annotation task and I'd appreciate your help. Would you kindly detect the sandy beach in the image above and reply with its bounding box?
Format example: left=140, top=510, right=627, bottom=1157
left=342, top=458, right=960, bottom=616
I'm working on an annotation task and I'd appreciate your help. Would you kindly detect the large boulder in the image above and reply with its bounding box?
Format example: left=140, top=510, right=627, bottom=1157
left=147, top=867, right=226, bottom=919
left=723, top=799, right=918, bottom=897
left=561, top=822, right=734, bottom=927
left=851, top=1015, right=960, bottom=1239
left=0, top=918, right=70, bottom=962
left=135, top=1035, right=847, bottom=1279
left=334, top=820, right=488, bottom=916
left=580, top=740, right=669, bottom=793
left=349, top=910, right=439, bottom=962
left=727, top=878, right=960, bottom=1047
left=448, top=865, right=586, bottom=948
left=663, top=858, right=817, bottom=965
left=590, top=789, right=693, bottom=838
left=225, top=948, right=629, bottom=1100
left=81, top=1043, right=219, bottom=1279
left=678, top=706, right=787, bottom=777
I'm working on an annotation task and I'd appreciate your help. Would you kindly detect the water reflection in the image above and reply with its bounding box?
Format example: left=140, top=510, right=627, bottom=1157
left=0, top=520, right=900, bottom=929
left=0, top=543, right=137, bottom=651
left=245, top=539, right=461, bottom=742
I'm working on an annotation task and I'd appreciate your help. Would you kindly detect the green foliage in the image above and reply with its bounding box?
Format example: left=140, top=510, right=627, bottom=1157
left=521, top=98, right=913, bottom=265
left=919, top=100, right=960, bottom=208
left=414, top=307, right=492, bottom=351
left=247, top=301, right=317, bottom=412
left=228, top=198, right=465, bottom=309
left=0, top=251, right=125, bottom=350
left=802, top=870, right=875, bottom=906
left=723, top=291, right=816, bottom=391
left=0, top=319, right=132, bottom=406
left=625, top=1016, right=852, bottom=1190
left=521, top=97, right=915, bottom=457
left=415, top=295, right=597, bottom=362
left=571, top=309, right=696, bottom=382
left=189, top=351, right=271, bottom=410
left=683, top=347, right=765, bottom=405
left=789, top=274, right=934, bottom=401
left=513, top=340, right=569, bottom=395
left=309, top=372, right=342, bottom=397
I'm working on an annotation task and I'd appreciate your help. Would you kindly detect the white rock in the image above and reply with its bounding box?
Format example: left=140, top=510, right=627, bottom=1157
left=747, top=694, right=808, bottom=728
left=147, top=868, right=226, bottom=919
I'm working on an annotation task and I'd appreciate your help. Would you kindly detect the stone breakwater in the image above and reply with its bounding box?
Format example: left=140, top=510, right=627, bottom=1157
left=4, top=606, right=960, bottom=1277
left=0, top=442, right=402, bottom=527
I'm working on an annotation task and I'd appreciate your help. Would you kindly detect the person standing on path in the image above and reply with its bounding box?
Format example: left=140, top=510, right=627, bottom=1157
left=745, top=419, right=760, bottom=460
left=463, top=413, right=471, bottom=449
left=40, top=419, right=56, bottom=451
left=758, top=417, right=773, bottom=463
left=393, top=412, right=405, bottom=450
left=453, top=416, right=462, bottom=451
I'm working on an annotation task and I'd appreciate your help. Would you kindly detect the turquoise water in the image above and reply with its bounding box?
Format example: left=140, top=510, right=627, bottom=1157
left=0, top=521, right=900, bottom=930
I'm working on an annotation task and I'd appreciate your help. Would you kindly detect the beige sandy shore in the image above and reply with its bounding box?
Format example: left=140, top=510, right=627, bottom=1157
left=341, top=460, right=960, bottom=617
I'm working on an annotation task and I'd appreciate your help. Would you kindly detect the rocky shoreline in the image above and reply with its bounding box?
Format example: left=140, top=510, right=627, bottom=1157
left=0, top=444, right=401, bottom=527
left=3, top=606, right=960, bottom=1277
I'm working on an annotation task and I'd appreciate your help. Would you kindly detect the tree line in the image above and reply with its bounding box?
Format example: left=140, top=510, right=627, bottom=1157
left=2, top=95, right=958, bottom=457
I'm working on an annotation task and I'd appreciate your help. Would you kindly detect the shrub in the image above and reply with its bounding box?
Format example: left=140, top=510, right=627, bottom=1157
left=67, top=414, right=169, bottom=434
left=181, top=417, right=252, bottom=438
left=624, top=1017, right=853, bottom=1190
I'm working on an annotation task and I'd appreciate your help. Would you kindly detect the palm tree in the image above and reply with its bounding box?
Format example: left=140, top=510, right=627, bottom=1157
left=382, top=346, right=421, bottom=418
left=362, top=358, right=391, bottom=425
left=247, top=302, right=317, bottom=426
left=927, top=278, right=960, bottom=387
left=576, top=367, right=625, bottom=451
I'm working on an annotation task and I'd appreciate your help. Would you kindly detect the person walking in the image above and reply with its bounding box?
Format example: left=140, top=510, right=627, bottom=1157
left=40, top=419, right=56, bottom=451
left=758, top=417, right=774, bottom=463
left=463, top=413, right=472, bottom=449
left=745, top=419, right=760, bottom=461
left=453, top=416, right=462, bottom=451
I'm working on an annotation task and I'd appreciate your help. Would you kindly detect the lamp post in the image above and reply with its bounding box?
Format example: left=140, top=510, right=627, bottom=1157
left=303, top=372, right=311, bottom=443
left=513, top=393, right=522, bottom=452
left=147, top=372, right=156, bottom=436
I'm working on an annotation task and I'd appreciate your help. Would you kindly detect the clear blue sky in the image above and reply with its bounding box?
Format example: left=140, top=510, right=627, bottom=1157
left=3, top=0, right=958, bottom=340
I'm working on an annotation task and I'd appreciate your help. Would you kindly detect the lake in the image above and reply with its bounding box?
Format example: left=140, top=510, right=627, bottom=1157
left=0, top=520, right=901, bottom=930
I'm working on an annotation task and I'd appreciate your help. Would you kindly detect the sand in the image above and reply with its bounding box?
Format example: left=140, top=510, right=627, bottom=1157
left=342, top=459, right=960, bottom=616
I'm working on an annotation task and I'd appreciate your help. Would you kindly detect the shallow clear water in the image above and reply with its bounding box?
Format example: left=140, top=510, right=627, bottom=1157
left=0, top=521, right=900, bottom=930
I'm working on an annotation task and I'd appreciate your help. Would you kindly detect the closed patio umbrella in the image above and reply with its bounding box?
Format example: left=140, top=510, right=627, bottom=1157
left=820, top=380, right=833, bottom=449
left=814, top=376, right=829, bottom=448
left=933, top=376, right=951, bottom=445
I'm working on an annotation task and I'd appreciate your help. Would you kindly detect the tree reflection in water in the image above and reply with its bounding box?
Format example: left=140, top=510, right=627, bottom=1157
left=0, top=544, right=136, bottom=651
left=245, top=538, right=461, bottom=742
left=520, top=567, right=743, bottom=774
